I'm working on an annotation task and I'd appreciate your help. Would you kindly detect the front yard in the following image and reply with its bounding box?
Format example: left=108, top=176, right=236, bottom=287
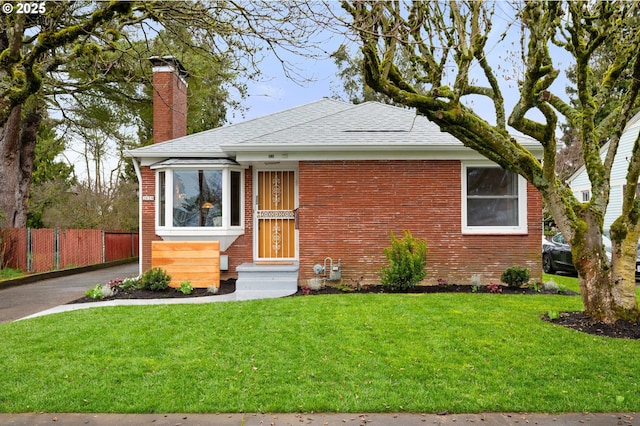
left=0, top=281, right=639, bottom=414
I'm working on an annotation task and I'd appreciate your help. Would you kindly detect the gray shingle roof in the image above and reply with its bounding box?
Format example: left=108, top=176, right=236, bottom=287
left=125, top=98, right=540, bottom=158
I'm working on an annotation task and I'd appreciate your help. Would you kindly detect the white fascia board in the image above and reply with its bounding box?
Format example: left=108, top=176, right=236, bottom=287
left=138, top=157, right=169, bottom=167
left=232, top=148, right=495, bottom=163
left=132, top=153, right=230, bottom=167
left=222, top=143, right=543, bottom=158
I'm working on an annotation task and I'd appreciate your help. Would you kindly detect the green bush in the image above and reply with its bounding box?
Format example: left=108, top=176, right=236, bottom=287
left=177, top=281, right=193, bottom=295
left=140, top=267, right=171, bottom=291
left=500, top=266, right=531, bottom=288
left=84, top=284, right=103, bottom=299
left=119, top=277, right=142, bottom=291
left=379, top=230, right=428, bottom=291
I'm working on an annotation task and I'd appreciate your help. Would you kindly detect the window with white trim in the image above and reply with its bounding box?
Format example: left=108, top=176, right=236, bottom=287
left=154, top=163, right=244, bottom=235
left=462, top=163, right=528, bottom=234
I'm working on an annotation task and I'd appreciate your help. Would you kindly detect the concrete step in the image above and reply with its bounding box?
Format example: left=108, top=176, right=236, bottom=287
left=235, top=262, right=299, bottom=294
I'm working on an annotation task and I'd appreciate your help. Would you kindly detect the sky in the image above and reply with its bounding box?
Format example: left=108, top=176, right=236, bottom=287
left=227, top=35, right=347, bottom=124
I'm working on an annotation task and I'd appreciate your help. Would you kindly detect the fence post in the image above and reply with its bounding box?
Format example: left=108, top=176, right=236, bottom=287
left=102, top=230, right=106, bottom=263
left=54, top=228, right=60, bottom=270
left=26, top=228, right=32, bottom=273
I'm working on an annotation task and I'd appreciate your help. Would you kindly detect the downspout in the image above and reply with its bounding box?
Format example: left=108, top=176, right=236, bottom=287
left=131, top=156, right=143, bottom=277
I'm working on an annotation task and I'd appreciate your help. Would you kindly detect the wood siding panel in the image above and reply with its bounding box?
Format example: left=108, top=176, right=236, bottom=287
left=152, top=241, right=220, bottom=288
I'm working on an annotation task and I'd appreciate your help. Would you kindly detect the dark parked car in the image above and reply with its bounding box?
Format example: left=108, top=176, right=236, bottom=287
left=543, top=232, right=640, bottom=280
left=542, top=233, right=610, bottom=275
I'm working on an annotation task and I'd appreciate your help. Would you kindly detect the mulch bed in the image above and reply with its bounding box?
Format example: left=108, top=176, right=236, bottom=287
left=543, top=311, right=640, bottom=340
left=68, top=279, right=237, bottom=304
left=68, top=280, right=640, bottom=340
left=291, top=284, right=579, bottom=296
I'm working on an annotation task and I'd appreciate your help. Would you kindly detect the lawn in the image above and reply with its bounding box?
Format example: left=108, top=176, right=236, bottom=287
left=0, top=268, right=24, bottom=281
left=1, top=287, right=639, bottom=414
left=541, top=272, right=580, bottom=292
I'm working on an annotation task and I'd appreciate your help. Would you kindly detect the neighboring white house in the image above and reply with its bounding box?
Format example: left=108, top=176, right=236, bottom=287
left=568, top=111, right=640, bottom=230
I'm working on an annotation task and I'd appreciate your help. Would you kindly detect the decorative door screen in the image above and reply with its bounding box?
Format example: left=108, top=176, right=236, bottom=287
left=256, top=170, right=296, bottom=259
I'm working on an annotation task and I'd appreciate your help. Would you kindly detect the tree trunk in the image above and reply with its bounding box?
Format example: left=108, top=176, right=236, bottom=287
left=570, top=216, right=640, bottom=324
left=0, top=104, right=41, bottom=228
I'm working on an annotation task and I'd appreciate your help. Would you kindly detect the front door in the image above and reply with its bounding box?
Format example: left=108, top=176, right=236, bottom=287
left=256, top=170, right=297, bottom=260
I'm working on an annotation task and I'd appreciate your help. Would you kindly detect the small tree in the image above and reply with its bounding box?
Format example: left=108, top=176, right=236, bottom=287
left=140, top=267, right=171, bottom=291
left=500, top=266, right=531, bottom=288
left=380, top=230, right=428, bottom=291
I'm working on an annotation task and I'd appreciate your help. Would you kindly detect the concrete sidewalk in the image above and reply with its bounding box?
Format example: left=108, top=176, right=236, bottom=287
left=0, top=412, right=636, bottom=425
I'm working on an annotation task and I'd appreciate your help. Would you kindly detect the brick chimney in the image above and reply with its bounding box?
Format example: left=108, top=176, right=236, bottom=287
left=149, top=56, right=189, bottom=143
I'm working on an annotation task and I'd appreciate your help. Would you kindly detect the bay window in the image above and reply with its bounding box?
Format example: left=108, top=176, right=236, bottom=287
left=462, top=163, right=527, bottom=234
left=152, top=160, right=244, bottom=240
left=173, top=169, right=223, bottom=227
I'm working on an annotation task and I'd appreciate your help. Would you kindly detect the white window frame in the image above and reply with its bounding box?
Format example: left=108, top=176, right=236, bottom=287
left=461, top=162, right=528, bottom=235
left=154, top=165, right=244, bottom=239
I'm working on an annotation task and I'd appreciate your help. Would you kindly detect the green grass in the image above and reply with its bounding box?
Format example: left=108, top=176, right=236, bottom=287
left=543, top=273, right=640, bottom=297
left=542, top=273, right=580, bottom=293
left=0, top=292, right=639, bottom=414
left=0, top=268, right=24, bottom=280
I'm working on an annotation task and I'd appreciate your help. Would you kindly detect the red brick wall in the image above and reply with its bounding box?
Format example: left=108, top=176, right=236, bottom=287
left=140, top=160, right=543, bottom=284
left=140, top=166, right=160, bottom=271
left=297, top=160, right=542, bottom=286
left=221, top=166, right=254, bottom=279
left=152, top=69, right=187, bottom=144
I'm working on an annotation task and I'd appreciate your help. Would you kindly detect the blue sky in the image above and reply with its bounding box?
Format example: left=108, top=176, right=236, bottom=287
left=228, top=37, right=347, bottom=124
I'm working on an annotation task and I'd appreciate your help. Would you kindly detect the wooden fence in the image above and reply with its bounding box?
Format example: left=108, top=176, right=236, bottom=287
left=0, top=228, right=138, bottom=273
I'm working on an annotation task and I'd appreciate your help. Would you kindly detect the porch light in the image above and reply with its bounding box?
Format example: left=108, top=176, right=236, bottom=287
left=201, top=202, right=214, bottom=209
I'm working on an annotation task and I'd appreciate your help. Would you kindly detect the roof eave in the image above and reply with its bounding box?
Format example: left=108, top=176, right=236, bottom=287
left=220, top=143, right=544, bottom=157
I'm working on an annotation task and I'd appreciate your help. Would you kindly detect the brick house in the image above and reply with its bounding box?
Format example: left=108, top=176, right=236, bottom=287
left=126, top=57, right=543, bottom=293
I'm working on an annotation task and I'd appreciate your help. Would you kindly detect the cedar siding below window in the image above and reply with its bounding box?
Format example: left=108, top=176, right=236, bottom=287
left=151, top=241, right=220, bottom=288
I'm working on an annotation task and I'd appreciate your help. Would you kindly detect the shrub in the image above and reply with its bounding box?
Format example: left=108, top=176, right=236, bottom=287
left=140, top=267, right=171, bottom=291
left=106, top=278, right=123, bottom=290
left=84, top=284, right=103, bottom=299
left=379, top=230, right=428, bottom=291
left=487, top=282, right=502, bottom=293
left=120, top=277, right=142, bottom=291
left=101, top=284, right=116, bottom=298
left=500, top=266, right=530, bottom=288
left=178, top=281, right=193, bottom=295
left=543, top=281, right=558, bottom=292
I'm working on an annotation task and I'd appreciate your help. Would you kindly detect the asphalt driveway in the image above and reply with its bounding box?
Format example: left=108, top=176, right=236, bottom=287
left=0, top=262, right=138, bottom=323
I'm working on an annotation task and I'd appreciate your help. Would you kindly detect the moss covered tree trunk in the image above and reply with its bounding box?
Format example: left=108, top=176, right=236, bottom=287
left=0, top=106, right=41, bottom=227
